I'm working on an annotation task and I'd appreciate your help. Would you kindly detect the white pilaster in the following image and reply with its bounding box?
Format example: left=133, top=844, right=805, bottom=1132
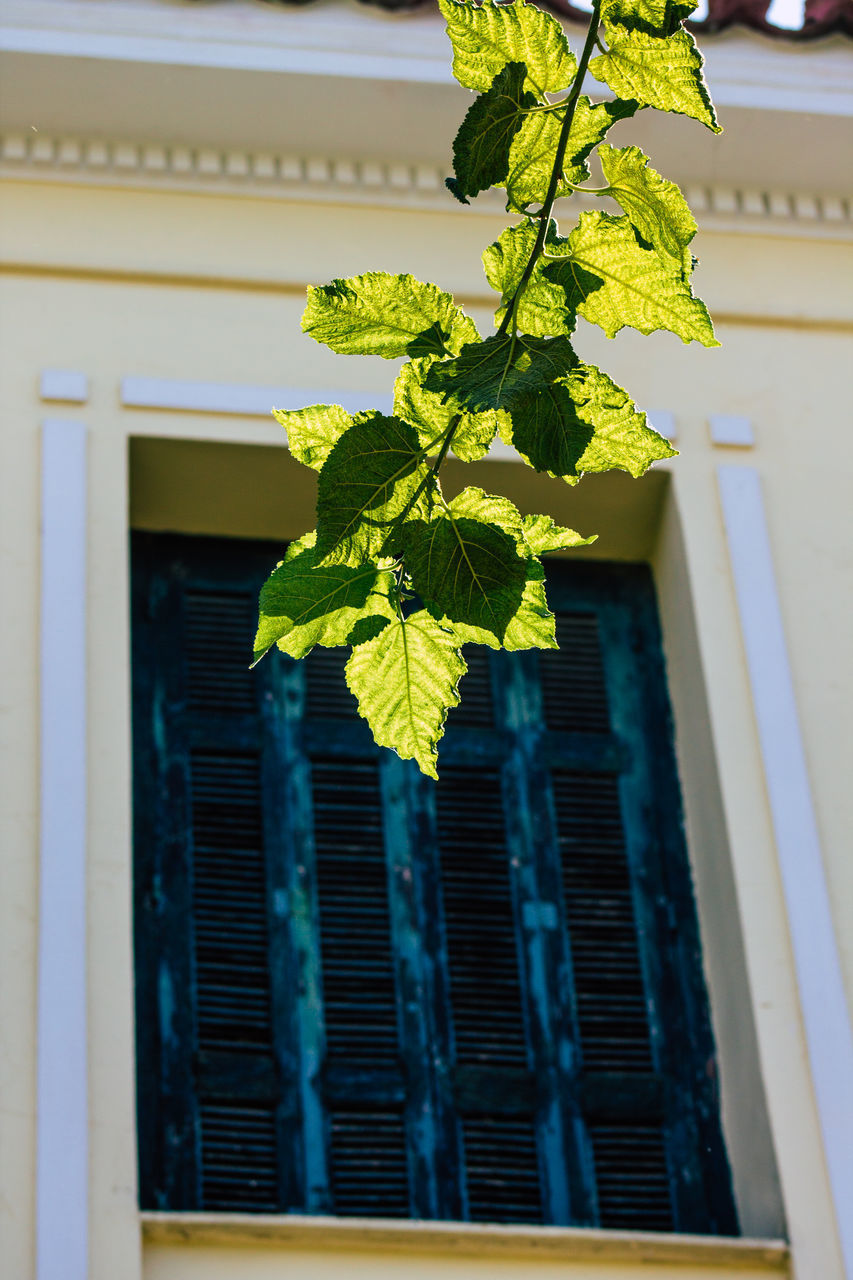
left=717, top=464, right=853, bottom=1278
left=37, top=419, right=89, bottom=1280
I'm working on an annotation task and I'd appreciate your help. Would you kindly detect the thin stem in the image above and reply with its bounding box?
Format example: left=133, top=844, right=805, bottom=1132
left=376, top=12, right=603, bottom=564
left=377, top=414, right=461, bottom=557
left=497, top=1, right=602, bottom=339
left=430, top=414, right=462, bottom=478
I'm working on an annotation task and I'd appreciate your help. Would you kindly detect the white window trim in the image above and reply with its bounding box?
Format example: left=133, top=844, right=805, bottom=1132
left=34, top=384, right=850, bottom=1276
left=37, top=418, right=89, bottom=1280
left=717, top=464, right=853, bottom=1279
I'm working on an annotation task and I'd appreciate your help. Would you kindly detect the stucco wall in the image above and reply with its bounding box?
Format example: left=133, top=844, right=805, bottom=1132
left=1, top=160, right=851, bottom=1280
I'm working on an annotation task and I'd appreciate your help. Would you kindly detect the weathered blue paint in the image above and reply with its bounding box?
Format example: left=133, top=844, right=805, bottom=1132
left=132, top=534, right=737, bottom=1234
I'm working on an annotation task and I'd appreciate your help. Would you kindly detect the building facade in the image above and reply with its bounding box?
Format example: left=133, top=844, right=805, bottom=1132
left=1, top=1, right=852, bottom=1278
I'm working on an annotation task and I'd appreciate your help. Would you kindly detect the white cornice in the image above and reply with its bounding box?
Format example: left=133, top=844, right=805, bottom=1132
left=2, top=132, right=850, bottom=242
left=3, top=3, right=851, bottom=198
left=2, top=0, right=852, bottom=115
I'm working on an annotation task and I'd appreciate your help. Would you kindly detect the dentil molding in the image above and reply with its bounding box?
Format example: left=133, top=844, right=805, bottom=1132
left=2, top=132, right=850, bottom=240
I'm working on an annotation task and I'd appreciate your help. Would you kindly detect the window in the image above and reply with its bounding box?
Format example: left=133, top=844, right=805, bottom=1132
left=132, top=531, right=737, bottom=1233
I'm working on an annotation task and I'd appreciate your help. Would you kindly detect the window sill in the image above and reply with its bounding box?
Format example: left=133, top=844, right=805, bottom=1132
left=141, top=1212, right=788, bottom=1270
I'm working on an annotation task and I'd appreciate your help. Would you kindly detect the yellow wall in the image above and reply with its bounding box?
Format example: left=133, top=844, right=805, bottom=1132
left=2, top=168, right=852, bottom=1280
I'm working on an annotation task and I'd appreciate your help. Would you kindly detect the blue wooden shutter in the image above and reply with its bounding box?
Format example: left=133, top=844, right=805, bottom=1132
left=133, top=534, right=301, bottom=1212
left=404, top=568, right=736, bottom=1232
left=133, top=534, right=736, bottom=1234
left=534, top=565, right=737, bottom=1234
left=414, top=656, right=555, bottom=1225
left=295, top=649, right=413, bottom=1217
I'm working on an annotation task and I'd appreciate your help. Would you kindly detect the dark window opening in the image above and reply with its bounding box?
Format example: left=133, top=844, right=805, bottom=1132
left=132, top=532, right=737, bottom=1234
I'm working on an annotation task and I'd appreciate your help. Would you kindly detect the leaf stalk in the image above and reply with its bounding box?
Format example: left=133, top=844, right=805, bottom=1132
left=377, top=414, right=462, bottom=557
left=497, top=0, right=603, bottom=339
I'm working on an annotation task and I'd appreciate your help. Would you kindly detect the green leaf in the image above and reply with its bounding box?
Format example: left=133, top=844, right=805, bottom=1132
left=302, top=272, right=479, bottom=359
left=393, top=357, right=501, bottom=462
left=600, top=0, right=698, bottom=36
left=551, top=211, right=717, bottom=346
left=438, top=0, right=577, bottom=97
left=482, top=221, right=584, bottom=337
left=502, top=108, right=569, bottom=211
left=425, top=333, right=577, bottom=414
left=503, top=383, right=588, bottom=482
left=599, top=144, right=696, bottom=273
left=345, top=609, right=466, bottom=779
left=522, top=513, right=596, bottom=555
left=254, top=532, right=396, bottom=662
left=315, top=413, right=431, bottom=566
left=506, top=362, right=677, bottom=482
left=591, top=29, right=720, bottom=133
left=449, top=62, right=538, bottom=203
left=272, top=403, right=353, bottom=471
left=502, top=553, right=594, bottom=653
left=503, top=557, right=557, bottom=651
left=397, top=487, right=529, bottom=647
left=503, top=96, right=638, bottom=211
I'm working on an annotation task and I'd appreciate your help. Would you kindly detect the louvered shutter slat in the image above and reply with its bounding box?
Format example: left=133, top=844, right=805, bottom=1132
left=435, top=763, right=545, bottom=1224
left=329, top=1113, right=410, bottom=1216
left=588, top=1124, right=673, bottom=1230
left=133, top=536, right=300, bottom=1213
left=314, top=762, right=399, bottom=1064
left=184, top=588, right=288, bottom=1210
left=199, top=1102, right=279, bottom=1211
left=447, top=647, right=495, bottom=729
left=437, top=769, right=528, bottom=1069
left=304, top=646, right=361, bottom=721
left=304, top=664, right=411, bottom=1217
left=184, top=589, right=258, bottom=714
left=540, top=607, right=674, bottom=1229
left=553, top=770, right=654, bottom=1074
left=190, top=750, right=272, bottom=1052
left=461, top=1118, right=542, bottom=1224
left=539, top=613, right=611, bottom=733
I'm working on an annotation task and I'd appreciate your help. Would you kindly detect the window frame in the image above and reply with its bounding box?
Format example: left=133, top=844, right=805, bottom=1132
left=132, top=530, right=738, bottom=1234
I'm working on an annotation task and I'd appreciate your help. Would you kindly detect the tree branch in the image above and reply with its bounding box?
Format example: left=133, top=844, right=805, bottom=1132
left=497, top=1, right=603, bottom=339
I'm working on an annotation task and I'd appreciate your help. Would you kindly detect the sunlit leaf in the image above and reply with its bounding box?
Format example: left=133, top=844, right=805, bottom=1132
left=548, top=211, right=718, bottom=345
left=591, top=28, right=720, bottom=133
left=600, top=0, right=698, bottom=37
left=303, top=272, right=479, bottom=359
left=346, top=609, right=466, bottom=779
left=505, top=361, right=678, bottom=482
left=522, top=513, right=597, bottom=554
left=394, top=357, right=501, bottom=462
left=599, top=143, right=696, bottom=273
left=273, top=403, right=353, bottom=471
left=439, top=0, right=577, bottom=97
left=397, top=487, right=529, bottom=647
left=482, top=220, right=584, bottom=337
left=254, top=532, right=396, bottom=662
left=315, top=414, right=431, bottom=565
left=425, top=333, right=577, bottom=414
left=448, top=62, right=538, bottom=204
left=503, top=96, right=638, bottom=211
